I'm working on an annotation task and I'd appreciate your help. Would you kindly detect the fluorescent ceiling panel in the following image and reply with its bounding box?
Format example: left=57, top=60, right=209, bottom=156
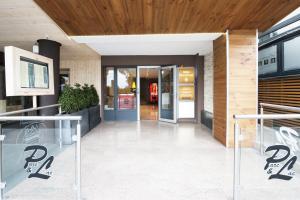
left=72, top=33, right=222, bottom=55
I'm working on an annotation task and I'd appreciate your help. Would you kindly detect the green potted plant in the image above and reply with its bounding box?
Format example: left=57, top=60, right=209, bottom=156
left=86, top=84, right=100, bottom=130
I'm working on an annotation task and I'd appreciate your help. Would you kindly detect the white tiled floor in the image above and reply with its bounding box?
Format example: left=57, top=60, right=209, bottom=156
left=5, top=121, right=300, bottom=200
left=80, top=121, right=233, bottom=200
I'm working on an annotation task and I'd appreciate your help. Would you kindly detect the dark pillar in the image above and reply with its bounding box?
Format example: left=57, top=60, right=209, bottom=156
left=0, top=52, right=5, bottom=100
left=0, top=52, right=6, bottom=113
left=195, top=54, right=204, bottom=124
left=37, top=39, right=61, bottom=115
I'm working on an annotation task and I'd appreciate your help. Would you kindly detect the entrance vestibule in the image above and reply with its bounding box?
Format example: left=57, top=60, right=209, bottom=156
left=103, top=64, right=197, bottom=123
left=137, top=67, right=159, bottom=120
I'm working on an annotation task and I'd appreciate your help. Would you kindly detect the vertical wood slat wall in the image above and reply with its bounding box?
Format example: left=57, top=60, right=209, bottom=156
left=213, top=30, right=257, bottom=147
left=228, top=30, right=257, bottom=147
left=259, top=75, right=300, bottom=127
left=213, top=34, right=227, bottom=145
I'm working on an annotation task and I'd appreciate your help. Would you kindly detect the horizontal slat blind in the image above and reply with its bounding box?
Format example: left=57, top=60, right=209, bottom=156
left=258, top=75, right=300, bottom=127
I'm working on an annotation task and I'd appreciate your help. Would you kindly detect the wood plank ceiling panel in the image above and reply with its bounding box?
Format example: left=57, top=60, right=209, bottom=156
left=34, top=0, right=300, bottom=35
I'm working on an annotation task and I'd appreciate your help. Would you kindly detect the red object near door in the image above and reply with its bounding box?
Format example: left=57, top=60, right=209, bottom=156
left=149, top=83, right=158, bottom=103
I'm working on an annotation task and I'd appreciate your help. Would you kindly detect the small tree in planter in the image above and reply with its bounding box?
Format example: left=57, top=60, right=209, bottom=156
left=58, top=85, right=78, bottom=113
left=90, top=85, right=99, bottom=106
left=87, top=84, right=100, bottom=130
left=58, top=83, right=100, bottom=144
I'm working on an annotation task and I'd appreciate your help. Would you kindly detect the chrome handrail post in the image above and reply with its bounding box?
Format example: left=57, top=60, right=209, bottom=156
left=0, top=124, right=5, bottom=200
left=76, top=120, right=81, bottom=200
left=233, top=120, right=240, bottom=200
left=59, top=105, right=62, bottom=149
left=260, top=104, right=264, bottom=155
left=0, top=124, right=2, bottom=200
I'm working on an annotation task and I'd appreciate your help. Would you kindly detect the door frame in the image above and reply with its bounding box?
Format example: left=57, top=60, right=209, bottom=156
left=158, top=65, right=177, bottom=123
left=137, top=66, right=160, bottom=121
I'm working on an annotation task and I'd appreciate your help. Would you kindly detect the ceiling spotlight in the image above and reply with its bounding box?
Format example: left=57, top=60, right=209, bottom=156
left=33, top=42, right=39, bottom=54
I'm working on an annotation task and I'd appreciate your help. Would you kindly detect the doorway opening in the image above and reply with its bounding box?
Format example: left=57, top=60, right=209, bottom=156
left=138, top=67, right=159, bottom=120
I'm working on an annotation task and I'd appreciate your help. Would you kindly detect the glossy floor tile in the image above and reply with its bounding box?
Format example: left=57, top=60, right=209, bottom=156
left=140, top=105, right=158, bottom=120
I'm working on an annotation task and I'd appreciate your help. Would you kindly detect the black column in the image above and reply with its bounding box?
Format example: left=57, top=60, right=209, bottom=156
left=195, top=54, right=204, bottom=124
left=37, top=39, right=61, bottom=115
left=0, top=52, right=5, bottom=101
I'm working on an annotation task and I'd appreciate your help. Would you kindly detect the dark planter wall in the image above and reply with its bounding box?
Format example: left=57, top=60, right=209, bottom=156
left=38, top=39, right=61, bottom=116
left=89, top=105, right=101, bottom=130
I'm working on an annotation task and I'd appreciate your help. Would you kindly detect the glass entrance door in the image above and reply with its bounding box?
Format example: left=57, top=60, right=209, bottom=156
left=159, top=65, right=177, bottom=123
left=103, top=66, right=137, bottom=121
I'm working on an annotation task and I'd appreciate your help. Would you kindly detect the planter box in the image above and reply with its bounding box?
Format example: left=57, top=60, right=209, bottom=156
left=89, top=105, right=101, bottom=130
left=55, top=108, right=89, bottom=145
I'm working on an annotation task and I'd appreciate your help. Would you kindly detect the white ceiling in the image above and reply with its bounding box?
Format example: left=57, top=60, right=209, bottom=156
left=72, top=33, right=222, bottom=56
left=0, top=0, right=99, bottom=59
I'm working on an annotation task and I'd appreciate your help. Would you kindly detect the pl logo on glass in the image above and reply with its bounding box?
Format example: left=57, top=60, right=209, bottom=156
left=264, top=127, right=299, bottom=180
left=24, top=145, right=54, bottom=179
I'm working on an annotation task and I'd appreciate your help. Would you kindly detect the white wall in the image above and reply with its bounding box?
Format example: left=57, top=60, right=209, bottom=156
left=204, top=52, right=213, bottom=113
left=60, top=57, right=102, bottom=104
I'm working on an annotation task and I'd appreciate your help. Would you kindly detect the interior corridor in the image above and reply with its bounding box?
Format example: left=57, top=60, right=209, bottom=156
left=140, top=105, right=158, bottom=120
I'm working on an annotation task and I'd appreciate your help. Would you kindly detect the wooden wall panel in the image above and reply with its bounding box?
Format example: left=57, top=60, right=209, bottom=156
left=213, top=30, right=258, bottom=147
left=213, top=34, right=227, bottom=145
left=228, top=30, right=257, bottom=147
left=259, top=75, right=300, bottom=127
left=60, top=58, right=102, bottom=105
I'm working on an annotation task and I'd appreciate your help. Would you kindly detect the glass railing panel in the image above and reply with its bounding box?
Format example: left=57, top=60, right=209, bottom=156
left=1, top=119, right=77, bottom=200
left=238, top=119, right=300, bottom=200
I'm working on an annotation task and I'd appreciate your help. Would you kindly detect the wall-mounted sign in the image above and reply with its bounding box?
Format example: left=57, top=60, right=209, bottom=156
left=5, top=46, right=54, bottom=96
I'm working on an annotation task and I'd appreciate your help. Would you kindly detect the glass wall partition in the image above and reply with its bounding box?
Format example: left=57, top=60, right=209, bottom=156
left=177, top=67, right=195, bottom=119
left=284, top=35, right=300, bottom=71
left=103, top=66, right=137, bottom=121
left=0, top=112, right=81, bottom=200
left=117, top=68, right=136, bottom=110
left=233, top=107, right=300, bottom=200
left=104, top=67, right=114, bottom=110
left=159, top=65, right=177, bottom=123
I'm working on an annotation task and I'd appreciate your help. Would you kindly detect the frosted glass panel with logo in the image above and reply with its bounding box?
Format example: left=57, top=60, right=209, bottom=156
left=258, top=45, right=277, bottom=75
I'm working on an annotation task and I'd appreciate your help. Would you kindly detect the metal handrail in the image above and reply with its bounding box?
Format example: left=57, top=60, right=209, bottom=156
left=234, top=113, right=300, bottom=120
left=0, top=116, right=81, bottom=121
left=260, top=102, right=300, bottom=112
left=0, top=104, right=61, bottom=117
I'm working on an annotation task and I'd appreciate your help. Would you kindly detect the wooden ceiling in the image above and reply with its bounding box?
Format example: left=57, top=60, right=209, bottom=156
left=34, top=0, right=300, bottom=36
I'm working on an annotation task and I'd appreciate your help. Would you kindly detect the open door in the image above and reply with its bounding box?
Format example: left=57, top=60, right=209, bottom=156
left=159, top=65, right=177, bottom=123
